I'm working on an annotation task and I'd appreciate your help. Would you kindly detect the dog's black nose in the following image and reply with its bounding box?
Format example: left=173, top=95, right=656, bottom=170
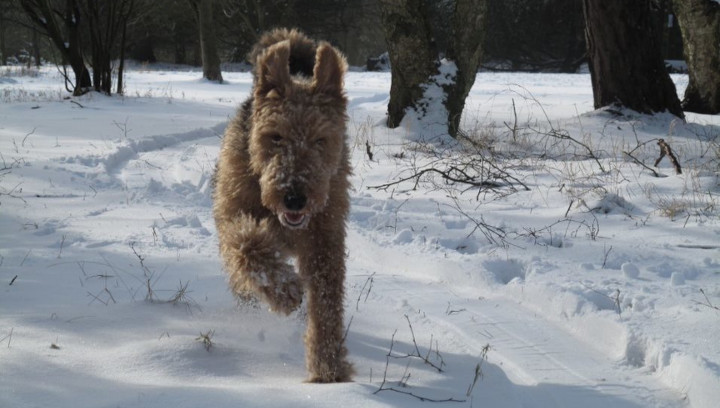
left=284, top=192, right=307, bottom=211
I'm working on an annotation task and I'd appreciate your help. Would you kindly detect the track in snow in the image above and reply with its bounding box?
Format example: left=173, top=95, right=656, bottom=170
left=345, top=228, right=688, bottom=408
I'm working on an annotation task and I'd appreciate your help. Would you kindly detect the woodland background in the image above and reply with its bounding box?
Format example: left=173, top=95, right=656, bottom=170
left=0, top=0, right=685, bottom=72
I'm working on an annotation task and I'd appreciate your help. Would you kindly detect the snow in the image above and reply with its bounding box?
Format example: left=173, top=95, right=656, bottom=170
left=400, top=58, right=458, bottom=143
left=1, top=65, right=719, bottom=408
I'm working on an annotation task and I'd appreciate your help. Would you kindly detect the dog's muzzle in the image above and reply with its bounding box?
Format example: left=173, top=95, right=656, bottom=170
left=279, top=211, right=309, bottom=229
left=284, top=191, right=307, bottom=212
left=279, top=191, right=309, bottom=229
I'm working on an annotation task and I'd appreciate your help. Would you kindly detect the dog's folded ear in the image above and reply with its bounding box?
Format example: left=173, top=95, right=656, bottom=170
left=255, top=40, right=292, bottom=99
left=312, top=42, right=347, bottom=98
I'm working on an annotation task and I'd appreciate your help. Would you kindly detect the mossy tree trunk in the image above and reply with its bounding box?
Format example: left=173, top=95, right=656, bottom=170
left=380, top=0, right=437, bottom=129
left=583, top=0, right=684, bottom=119
left=672, top=0, right=720, bottom=114
left=445, top=0, right=488, bottom=137
left=380, top=0, right=487, bottom=139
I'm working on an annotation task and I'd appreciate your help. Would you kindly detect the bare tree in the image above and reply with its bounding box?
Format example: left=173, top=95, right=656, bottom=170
left=115, top=1, right=133, bottom=94
left=122, top=0, right=196, bottom=65
left=19, top=0, right=135, bottom=95
left=671, top=0, right=720, bottom=114
left=78, top=0, right=135, bottom=94
left=20, top=0, right=92, bottom=95
left=30, top=24, right=41, bottom=67
left=1, top=1, right=46, bottom=67
left=216, top=0, right=293, bottom=62
left=188, top=0, right=222, bottom=82
left=380, top=0, right=488, bottom=139
left=485, top=0, right=586, bottom=72
left=582, top=0, right=684, bottom=119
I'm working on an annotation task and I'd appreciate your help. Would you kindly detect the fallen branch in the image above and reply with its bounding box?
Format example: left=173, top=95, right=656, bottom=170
left=511, top=83, right=607, bottom=173
left=355, top=272, right=376, bottom=311
left=542, top=128, right=607, bottom=173
left=369, top=166, right=505, bottom=192
left=22, top=127, right=36, bottom=147
left=381, top=315, right=446, bottom=372
left=447, top=196, right=510, bottom=248
left=466, top=343, right=491, bottom=397
left=368, top=133, right=528, bottom=198
left=374, top=325, right=465, bottom=403
left=365, top=140, right=374, bottom=162
left=654, top=138, right=682, bottom=175
left=503, top=98, right=519, bottom=142
left=693, top=288, right=720, bottom=312
left=376, top=384, right=466, bottom=403
left=623, top=151, right=661, bottom=177
left=1, top=327, right=14, bottom=348
left=196, top=329, right=215, bottom=351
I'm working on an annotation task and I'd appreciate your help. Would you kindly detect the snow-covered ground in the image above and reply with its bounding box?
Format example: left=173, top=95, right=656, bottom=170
left=1, top=65, right=718, bottom=408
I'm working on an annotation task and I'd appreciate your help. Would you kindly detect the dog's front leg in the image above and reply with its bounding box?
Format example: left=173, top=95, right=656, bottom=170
left=298, top=228, right=354, bottom=382
left=217, top=214, right=303, bottom=315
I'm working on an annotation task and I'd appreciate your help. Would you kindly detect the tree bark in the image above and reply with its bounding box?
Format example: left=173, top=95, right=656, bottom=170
left=445, top=0, right=488, bottom=137
left=191, top=0, right=223, bottom=82
left=583, top=0, right=684, bottom=119
left=380, top=0, right=487, bottom=138
left=672, top=0, right=720, bottom=114
left=380, top=0, right=437, bottom=129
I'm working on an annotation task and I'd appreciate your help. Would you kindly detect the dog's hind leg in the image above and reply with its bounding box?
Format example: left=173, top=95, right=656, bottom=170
left=298, top=224, right=354, bottom=382
left=217, top=214, right=303, bottom=315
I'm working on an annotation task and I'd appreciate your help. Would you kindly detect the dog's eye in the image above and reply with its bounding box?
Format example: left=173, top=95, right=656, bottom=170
left=268, top=133, right=283, bottom=144
left=315, top=138, right=326, bottom=147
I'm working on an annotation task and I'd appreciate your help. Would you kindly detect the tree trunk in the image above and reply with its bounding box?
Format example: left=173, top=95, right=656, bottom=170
left=82, top=0, right=113, bottom=94
left=32, top=28, right=41, bottom=67
left=117, top=15, right=128, bottom=94
left=193, top=0, right=223, bottom=82
left=0, top=8, right=6, bottom=66
left=77, top=0, right=135, bottom=95
left=61, top=1, right=92, bottom=94
left=380, top=0, right=487, bottom=139
left=583, top=0, right=684, bottom=119
left=380, top=0, right=437, bottom=129
left=445, top=0, right=488, bottom=137
left=672, top=0, right=720, bottom=114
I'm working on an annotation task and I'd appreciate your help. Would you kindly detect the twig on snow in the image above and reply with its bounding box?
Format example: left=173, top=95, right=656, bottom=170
left=693, top=289, right=720, bottom=312
left=374, top=328, right=465, bottom=403
left=654, top=138, right=682, bottom=175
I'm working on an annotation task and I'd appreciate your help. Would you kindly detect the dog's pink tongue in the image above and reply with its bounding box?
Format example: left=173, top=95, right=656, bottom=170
left=286, top=212, right=303, bottom=224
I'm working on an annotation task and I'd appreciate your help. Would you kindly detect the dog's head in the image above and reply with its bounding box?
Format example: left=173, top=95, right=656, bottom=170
left=248, top=39, right=348, bottom=230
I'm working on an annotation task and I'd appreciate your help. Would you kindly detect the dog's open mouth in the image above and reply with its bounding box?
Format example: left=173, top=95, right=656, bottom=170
left=280, top=212, right=309, bottom=229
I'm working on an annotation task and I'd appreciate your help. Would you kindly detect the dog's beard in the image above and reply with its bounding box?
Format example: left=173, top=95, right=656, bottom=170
left=278, top=211, right=310, bottom=229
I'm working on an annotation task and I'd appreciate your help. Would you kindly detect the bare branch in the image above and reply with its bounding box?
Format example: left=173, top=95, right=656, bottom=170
left=655, top=138, right=682, bottom=175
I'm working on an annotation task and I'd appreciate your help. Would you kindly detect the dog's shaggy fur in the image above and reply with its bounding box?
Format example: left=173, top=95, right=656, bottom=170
left=213, top=29, right=353, bottom=383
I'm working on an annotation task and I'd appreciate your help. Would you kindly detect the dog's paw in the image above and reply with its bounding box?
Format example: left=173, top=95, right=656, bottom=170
left=261, top=263, right=304, bottom=315
left=305, top=359, right=354, bottom=383
left=269, top=279, right=304, bottom=315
